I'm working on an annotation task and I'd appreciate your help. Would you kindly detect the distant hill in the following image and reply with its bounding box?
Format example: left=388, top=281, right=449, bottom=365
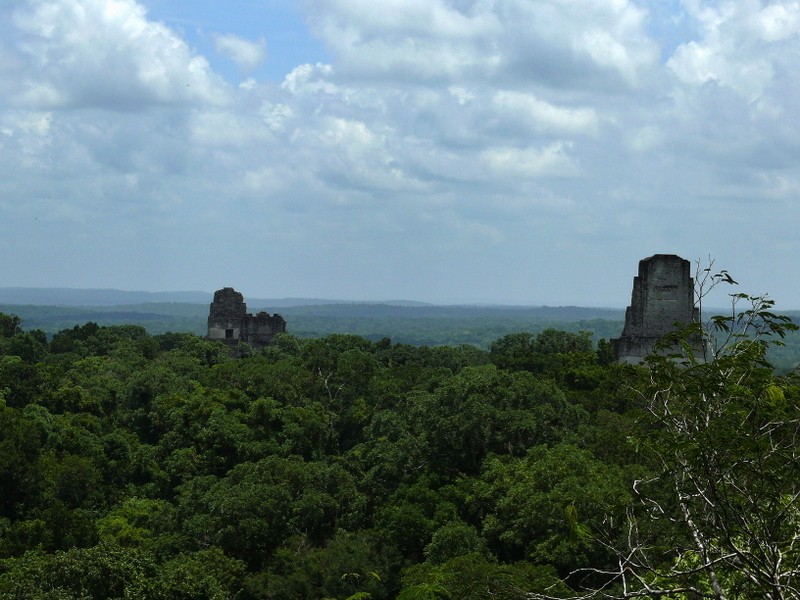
left=0, top=288, right=208, bottom=306
left=0, top=293, right=626, bottom=349
left=1, top=287, right=798, bottom=371
left=0, top=288, right=433, bottom=308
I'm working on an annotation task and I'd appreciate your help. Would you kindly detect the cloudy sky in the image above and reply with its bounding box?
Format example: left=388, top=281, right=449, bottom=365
left=1, top=0, right=799, bottom=307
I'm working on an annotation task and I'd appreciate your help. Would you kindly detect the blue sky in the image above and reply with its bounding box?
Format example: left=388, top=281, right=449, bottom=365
left=143, top=0, right=330, bottom=83
left=1, top=0, right=799, bottom=307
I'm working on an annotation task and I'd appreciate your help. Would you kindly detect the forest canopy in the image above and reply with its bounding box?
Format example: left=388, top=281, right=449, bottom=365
left=0, top=296, right=797, bottom=599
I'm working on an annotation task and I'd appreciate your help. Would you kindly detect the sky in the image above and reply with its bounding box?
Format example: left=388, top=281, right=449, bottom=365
left=1, top=0, right=799, bottom=307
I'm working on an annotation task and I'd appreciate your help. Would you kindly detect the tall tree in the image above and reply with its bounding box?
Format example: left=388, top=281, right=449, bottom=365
left=531, top=271, right=800, bottom=600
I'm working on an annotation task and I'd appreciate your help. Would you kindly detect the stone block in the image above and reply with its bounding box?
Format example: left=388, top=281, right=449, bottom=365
left=612, top=255, right=699, bottom=363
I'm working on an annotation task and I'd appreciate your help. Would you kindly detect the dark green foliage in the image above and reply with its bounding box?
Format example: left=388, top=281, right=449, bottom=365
left=0, top=314, right=23, bottom=338
left=530, top=279, right=800, bottom=599
left=255, top=532, right=389, bottom=600
left=150, top=547, right=245, bottom=599
left=401, top=554, right=568, bottom=599
left=0, top=544, right=244, bottom=600
left=180, top=456, right=365, bottom=568
left=0, top=313, right=656, bottom=598
left=0, top=543, right=157, bottom=599
left=479, top=444, right=630, bottom=571
left=0, top=303, right=625, bottom=347
left=0, top=404, right=48, bottom=520
left=424, top=521, right=485, bottom=564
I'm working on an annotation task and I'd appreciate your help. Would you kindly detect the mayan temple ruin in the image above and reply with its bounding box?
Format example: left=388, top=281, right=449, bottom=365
left=611, top=254, right=699, bottom=363
left=206, top=287, right=286, bottom=351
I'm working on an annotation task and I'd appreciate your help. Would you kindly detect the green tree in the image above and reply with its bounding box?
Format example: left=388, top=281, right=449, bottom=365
left=180, top=456, right=364, bottom=569
left=151, top=547, right=245, bottom=600
left=401, top=554, right=568, bottom=600
left=0, top=543, right=156, bottom=599
left=394, top=365, right=584, bottom=476
left=533, top=273, right=800, bottom=599
left=423, top=520, right=485, bottom=564
left=0, top=313, right=23, bottom=338
left=7, top=332, right=47, bottom=363
left=96, top=497, right=178, bottom=551
left=374, top=478, right=449, bottom=563
left=489, top=330, right=593, bottom=373
left=480, top=443, right=630, bottom=572
left=0, top=355, right=42, bottom=407
left=0, top=404, right=47, bottom=520
left=254, top=531, right=388, bottom=600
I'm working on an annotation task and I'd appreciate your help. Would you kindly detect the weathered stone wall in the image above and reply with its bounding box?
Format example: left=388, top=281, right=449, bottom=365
left=207, top=287, right=286, bottom=351
left=612, top=255, right=699, bottom=363
left=207, top=287, right=246, bottom=344
left=209, top=287, right=247, bottom=318
left=240, top=311, right=287, bottom=349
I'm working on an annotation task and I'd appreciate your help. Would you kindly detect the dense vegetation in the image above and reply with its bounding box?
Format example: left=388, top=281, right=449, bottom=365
left=0, top=291, right=797, bottom=598
left=4, top=300, right=799, bottom=372
left=0, top=301, right=625, bottom=348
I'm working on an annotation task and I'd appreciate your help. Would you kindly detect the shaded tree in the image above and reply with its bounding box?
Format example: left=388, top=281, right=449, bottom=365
left=532, top=272, right=800, bottom=600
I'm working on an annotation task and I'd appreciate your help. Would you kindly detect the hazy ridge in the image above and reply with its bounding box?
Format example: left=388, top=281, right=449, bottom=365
left=2, top=288, right=797, bottom=371
left=0, top=287, right=626, bottom=349
left=0, top=288, right=435, bottom=308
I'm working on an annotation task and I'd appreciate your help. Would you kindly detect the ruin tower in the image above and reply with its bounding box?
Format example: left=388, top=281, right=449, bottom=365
left=611, top=255, right=699, bottom=363
left=207, top=287, right=286, bottom=351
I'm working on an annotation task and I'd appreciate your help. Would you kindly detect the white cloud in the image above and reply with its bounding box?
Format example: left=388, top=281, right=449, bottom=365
left=492, top=91, right=598, bottom=136
left=668, top=40, right=773, bottom=102
left=239, top=78, right=257, bottom=91
left=308, top=0, right=657, bottom=89
left=312, top=0, right=499, bottom=39
left=448, top=86, right=474, bottom=105
left=213, top=33, right=267, bottom=71
left=482, top=143, right=577, bottom=179
left=3, top=0, right=800, bottom=303
left=627, top=125, right=664, bottom=152
left=754, top=1, right=800, bottom=41
left=293, top=116, right=426, bottom=194
left=668, top=0, right=800, bottom=102
left=0, top=110, right=53, bottom=165
left=189, top=110, right=275, bottom=149
left=16, top=111, right=52, bottom=137
left=9, top=0, right=226, bottom=110
left=259, top=101, right=294, bottom=132
left=281, top=63, right=337, bottom=95
left=308, top=0, right=502, bottom=78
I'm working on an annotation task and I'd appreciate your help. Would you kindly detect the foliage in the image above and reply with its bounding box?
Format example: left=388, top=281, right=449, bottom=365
left=0, top=309, right=694, bottom=599
left=1, top=301, right=624, bottom=348
left=531, top=270, right=800, bottom=600
left=400, top=554, right=569, bottom=599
